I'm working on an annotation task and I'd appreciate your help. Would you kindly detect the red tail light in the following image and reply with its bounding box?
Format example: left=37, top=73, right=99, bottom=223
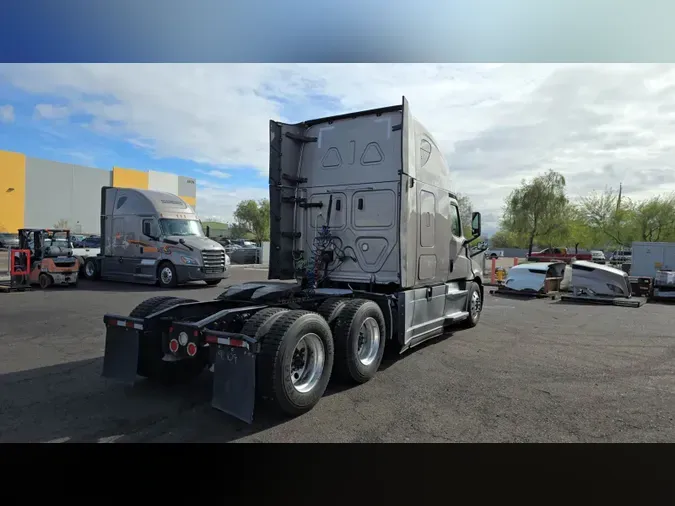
left=186, top=342, right=198, bottom=357
left=169, top=339, right=179, bottom=353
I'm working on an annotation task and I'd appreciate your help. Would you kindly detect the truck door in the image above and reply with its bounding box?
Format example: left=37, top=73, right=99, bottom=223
left=443, top=200, right=473, bottom=315
left=447, top=201, right=466, bottom=279
left=107, top=216, right=131, bottom=279
left=136, top=217, right=161, bottom=280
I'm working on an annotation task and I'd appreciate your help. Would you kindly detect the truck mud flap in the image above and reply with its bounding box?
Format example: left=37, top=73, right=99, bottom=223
left=207, top=330, right=259, bottom=424
left=101, top=315, right=142, bottom=383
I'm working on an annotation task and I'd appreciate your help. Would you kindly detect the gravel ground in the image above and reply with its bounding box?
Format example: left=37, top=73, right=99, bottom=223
left=0, top=267, right=673, bottom=443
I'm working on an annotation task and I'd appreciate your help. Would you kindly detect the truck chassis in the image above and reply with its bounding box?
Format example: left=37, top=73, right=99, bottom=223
left=102, top=280, right=482, bottom=423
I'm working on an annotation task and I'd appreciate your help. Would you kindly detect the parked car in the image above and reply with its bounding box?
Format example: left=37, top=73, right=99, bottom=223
left=224, top=244, right=241, bottom=254
left=485, top=249, right=504, bottom=259
left=231, top=239, right=257, bottom=248
left=79, top=235, right=101, bottom=248
left=0, top=232, right=20, bottom=249
left=229, top=246, right=260, bottom=264
left=590, top=250, right=606, bottom=264
left=527, top=247, right=592, bottom=263
left=609, top=248, right=632, bottom=265
left=71, top=234, right=87, bottom=247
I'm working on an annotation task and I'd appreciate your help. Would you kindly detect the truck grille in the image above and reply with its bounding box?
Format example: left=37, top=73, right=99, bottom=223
left=202, top=250, right=225, bottom=273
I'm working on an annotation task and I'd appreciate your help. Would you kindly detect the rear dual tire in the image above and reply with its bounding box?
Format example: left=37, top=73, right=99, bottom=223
left=255, top=310, right=334, bottom=417
left=332, top=299, right=386, bottom=384
left=250, top=299, right=386, bottom=418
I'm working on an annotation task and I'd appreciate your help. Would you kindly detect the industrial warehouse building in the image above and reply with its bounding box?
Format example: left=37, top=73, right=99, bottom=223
left=0, top=149, right=197, bottom=235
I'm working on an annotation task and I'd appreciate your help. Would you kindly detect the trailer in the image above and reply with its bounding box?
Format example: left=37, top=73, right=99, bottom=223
left=631, top=241, right=675, bottom=300
left=101, top=97, right=485, bottom=423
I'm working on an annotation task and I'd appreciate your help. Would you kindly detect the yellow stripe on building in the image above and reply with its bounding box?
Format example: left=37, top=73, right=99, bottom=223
left=180, top=195, right=197, bottom=207
left=0, top=150, right=26, bottom=233
left=112, top=166, right=149, bottom=189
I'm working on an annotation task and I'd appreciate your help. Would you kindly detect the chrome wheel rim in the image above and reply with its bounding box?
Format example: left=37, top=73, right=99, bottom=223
left=290, top=333, right=325, bottom=393
left=85, top=262, right=94, bottom=277
left=356, top=317, right=380, bottom=366
left=470, top=291, right=481, bottom=320
left=160, top=267, right=173, bottom=284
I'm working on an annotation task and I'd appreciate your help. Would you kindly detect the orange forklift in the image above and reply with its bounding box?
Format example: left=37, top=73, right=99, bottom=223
left=16, top=228, right=80, bottom=288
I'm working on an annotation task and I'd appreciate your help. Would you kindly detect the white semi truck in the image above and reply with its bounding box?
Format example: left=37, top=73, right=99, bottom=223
left=83, top=187, right=229, bottom=287
left=100, top=97, right=484, bottom=423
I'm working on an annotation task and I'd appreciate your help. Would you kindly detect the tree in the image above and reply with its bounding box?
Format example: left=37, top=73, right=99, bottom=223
left=54, top=218, right=70, bottom=229
left=456, top=193, right=474, bottom=234
left=228, top=222, right=249, bottom=239
left=233, top=199, right=270, bottom=244
left=579, top=187, right=633, bottom=247
left=501, top=170, right=569, bottom=255
left=489, top=229, right=527, bottom=248
left=561, top=205, right=594, bottom=253
left=630, top=194, right=675, bottom=242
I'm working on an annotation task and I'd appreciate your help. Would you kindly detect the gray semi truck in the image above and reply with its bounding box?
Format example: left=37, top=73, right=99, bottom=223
left=100, top=97, right=484, bottom=423
left=83, top=187, right=229, bottom=287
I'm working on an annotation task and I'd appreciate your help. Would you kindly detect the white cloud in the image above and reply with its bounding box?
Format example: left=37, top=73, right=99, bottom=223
left=196, top=169, right=231, bottom=179
left=34, top=103, right=70, bottom=120
left=2, top=64, right=675, bottom=231
left=196, top=181, right=268, bottom=223
left=0, top=104, right=14, bottom=123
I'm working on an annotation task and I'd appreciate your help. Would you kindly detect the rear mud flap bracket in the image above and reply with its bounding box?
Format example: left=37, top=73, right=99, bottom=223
left=102, top=326, right=140, bottom=384
left=211, top=345, right=257, bottom=424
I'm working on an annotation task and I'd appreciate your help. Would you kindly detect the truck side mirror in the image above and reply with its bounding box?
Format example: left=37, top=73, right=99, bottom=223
left=471, top=212, right=481, bottom=238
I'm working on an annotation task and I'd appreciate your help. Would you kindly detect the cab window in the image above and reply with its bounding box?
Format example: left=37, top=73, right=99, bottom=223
left=450, top=204, right=461, bottom=237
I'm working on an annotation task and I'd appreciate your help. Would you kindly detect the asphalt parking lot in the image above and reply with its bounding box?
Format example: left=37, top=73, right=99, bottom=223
left=0, top=266, right=673, bottom=443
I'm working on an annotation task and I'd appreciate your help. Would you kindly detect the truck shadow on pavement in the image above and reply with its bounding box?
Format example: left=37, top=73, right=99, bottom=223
left=0, top=327, right=468, bottom=443
left=323, top=328, right=461, bottom=398
left=0, top=357, right=290, bottom=443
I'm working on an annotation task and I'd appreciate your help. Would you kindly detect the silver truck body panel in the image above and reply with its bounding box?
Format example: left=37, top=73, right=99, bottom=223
left=268, top=97, right=480, bottom=347
left=570, top=260, right=631, bottom=298
left=504, top=262, right=566, bottom=292
left=269, top=97, right=475, bottom=291
left=98, top=187, right=228, bottom=284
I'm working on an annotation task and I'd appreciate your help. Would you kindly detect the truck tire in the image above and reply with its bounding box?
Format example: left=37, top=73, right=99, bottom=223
left=459, top=282, right=482, bottom=329
left=157, top=261, right=178, bottom=288
left=332, top=299, right=386, bottom=384
left=317, top=298, right=348, bottom=328
left=129, top=296, right=180, bottom=318
left=83, top=257, right=100, bottom=280
left=257, top=310, right=334, bottom=417
left=241, top=307, right=289, bottom=339
left=134, top=297, right=205, bottom=384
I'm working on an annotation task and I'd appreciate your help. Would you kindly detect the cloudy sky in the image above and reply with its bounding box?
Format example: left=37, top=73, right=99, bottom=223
left=1, top=63, right=674, bottom=235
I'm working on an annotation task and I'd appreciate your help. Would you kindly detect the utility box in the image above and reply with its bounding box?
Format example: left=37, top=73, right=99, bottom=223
left=631, top=242, right=675, bottom=278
